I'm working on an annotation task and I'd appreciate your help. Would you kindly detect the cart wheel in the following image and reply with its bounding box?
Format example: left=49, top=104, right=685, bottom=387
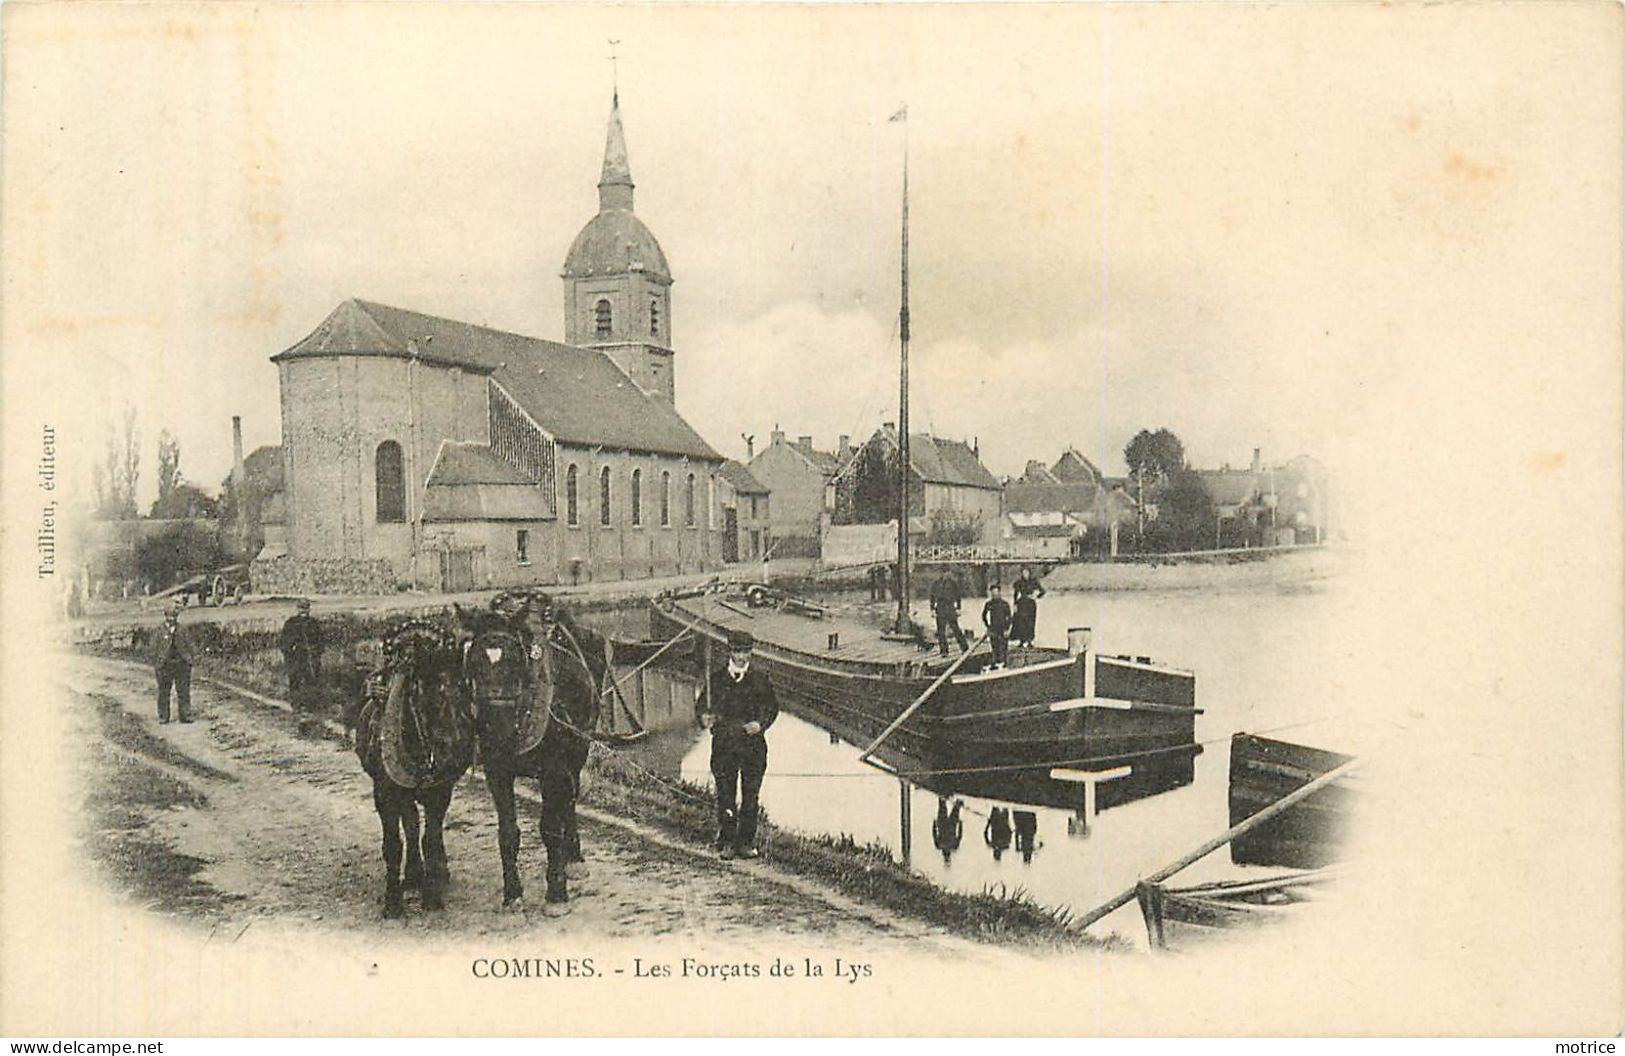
left=231, top=583, right=246, bottom=605
left=210, top=575, right=228, bottom=606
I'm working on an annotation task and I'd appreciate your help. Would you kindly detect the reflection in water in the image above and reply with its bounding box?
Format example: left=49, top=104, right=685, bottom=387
left=931, top=797, right=964, bottom=865
left=984, top=807, right=1013, bottom=862
left=1013, top=810, right=1041, bottom=864
left=642, top=583, right=1357, bottom=946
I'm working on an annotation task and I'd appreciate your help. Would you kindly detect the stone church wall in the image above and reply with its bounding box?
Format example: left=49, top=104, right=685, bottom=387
left=279, top=356, right=488, bottom=577
left=250, top=554, right=397, bottom=596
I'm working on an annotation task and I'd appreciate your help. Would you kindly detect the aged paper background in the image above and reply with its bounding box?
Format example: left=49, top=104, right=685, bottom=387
left=2, top=1, right=1621, bottom=1036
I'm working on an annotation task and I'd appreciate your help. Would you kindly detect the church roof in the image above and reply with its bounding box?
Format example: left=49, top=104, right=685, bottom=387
left=561, top=209, right=670, bottom=282
left=426, top=442, right=535, bottom=487
left=423, top=443, right=553, bottom=522
left=560, top=94, right=670, bottom=282
left=274, top=299, right=721, bottom=461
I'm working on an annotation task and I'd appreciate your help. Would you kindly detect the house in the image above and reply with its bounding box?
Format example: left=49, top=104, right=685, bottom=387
left=837, top=424, right=1001, bottom=540
left=717, top=460, right=771, bottom=563
left=1001, top=448, right=1139, bottom=554
left=1193, top=449, right=1331, bottom=546
left=258, top=93, right=726, bottom=594
left=746, top=430, right=851, bottom=557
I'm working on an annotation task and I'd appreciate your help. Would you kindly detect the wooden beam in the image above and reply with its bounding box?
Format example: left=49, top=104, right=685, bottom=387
left=858, top=630, right=988, bottom=763
left=1075, top=756, right=1362, bottom=931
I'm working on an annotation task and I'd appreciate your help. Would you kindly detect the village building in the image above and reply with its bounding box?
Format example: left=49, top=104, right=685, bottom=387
left=717, top=459, right=772, bottom=563
left=837, top=424, right=1001, bottom=542
left=745, top=430, right=851, bottom=557
left=1192, top=449, right=1331, bottom=547
left=1001, top=448, right=1138, bottom=556
left=255, top=94, right=725, bottom=594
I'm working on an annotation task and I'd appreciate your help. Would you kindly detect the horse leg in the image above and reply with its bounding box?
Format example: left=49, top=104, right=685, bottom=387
left=419, top=784, right=453, bottom=911
left=402, top=797, right=424, bottom=896
left=538, top=751, right=573, bottom=915
left=485, top=765, right=524, bottom=909
left=564, top=748, right=590, bottom=880
left=375, top=783, right=406, bottom=920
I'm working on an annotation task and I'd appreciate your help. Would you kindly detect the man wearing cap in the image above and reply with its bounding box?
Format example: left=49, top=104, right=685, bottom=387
left=697, top=630, right=779, bottom=860
left=151, top=603, right=194, bottom=724
left=280, top=598, right=325, bottom=737
left=929, top=570, right=969, bottom=657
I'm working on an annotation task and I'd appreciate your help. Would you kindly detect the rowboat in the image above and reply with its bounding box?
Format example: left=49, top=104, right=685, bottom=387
left=1136, top=866, right=1340, bottom=950
left=1228, top=732, right=1357, bottom=868
left=649, top=588, right=1202, bottom=790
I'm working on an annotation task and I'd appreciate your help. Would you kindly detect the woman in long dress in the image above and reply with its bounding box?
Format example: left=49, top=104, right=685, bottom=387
left=1010, top=566, right=1046, bottom=648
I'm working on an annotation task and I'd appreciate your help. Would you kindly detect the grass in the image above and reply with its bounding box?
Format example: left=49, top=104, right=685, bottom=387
left=80, top=611, right=1113, bottom=950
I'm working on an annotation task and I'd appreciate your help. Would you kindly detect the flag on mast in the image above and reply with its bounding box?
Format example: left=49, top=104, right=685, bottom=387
left=889, top=105, right=908, bottom=123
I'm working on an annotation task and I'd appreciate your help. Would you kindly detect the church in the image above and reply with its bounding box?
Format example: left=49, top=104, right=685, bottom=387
left=254, top=95, right=727, bottom=594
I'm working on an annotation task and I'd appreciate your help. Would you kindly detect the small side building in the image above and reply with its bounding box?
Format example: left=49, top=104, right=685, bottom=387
left=717, top=459, right=771, bottom=563
left=746, top=430, right=848, bottom=557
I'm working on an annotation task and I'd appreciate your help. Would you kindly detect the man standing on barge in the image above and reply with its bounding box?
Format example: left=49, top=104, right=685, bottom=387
left=697, top=629, right=779, bottom=860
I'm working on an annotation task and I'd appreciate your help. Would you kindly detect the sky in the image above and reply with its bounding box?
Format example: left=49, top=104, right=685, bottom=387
left=3, top=2, right=1619, bottom=540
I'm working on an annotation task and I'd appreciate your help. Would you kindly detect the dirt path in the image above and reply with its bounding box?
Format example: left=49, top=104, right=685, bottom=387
left=63, top=654, right=999, bottom=954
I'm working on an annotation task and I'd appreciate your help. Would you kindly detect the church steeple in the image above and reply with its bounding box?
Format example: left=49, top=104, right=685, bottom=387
left=598, top=93, right=635, bottom=212
left=561, top=90, right=676, bottom=403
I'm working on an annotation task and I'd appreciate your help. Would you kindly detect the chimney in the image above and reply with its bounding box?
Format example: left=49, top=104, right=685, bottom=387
left=231, top=416, right=248, bottom=555
left=771, top=429, right=785, bottom=445
left=838, top=434, right=849, bottom=454
left=973, top=436, right=980, bottom=458
left=883, top=421, right=895, bottom=431
left=231, top=416, right=246, bottom=487
left=1251, top=447, right=1261, bottom=473
left=745, top=436, right=755, bottom=461
left=798, top=435, right=813, bottom=452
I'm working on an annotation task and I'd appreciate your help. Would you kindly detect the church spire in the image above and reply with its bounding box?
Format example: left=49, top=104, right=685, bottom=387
left=598, top=93, right=635, bottom=212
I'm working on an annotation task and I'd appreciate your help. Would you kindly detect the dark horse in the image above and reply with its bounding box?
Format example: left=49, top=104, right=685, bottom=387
left=457, top=592, right=605, bottom=915
left=354, top=619, right=476, bottom=919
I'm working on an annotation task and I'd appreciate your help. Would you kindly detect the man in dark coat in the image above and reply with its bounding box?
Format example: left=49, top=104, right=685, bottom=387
left=151, top=602, right=194, bottom=724
left=280, top=598, right=325, bottom=736
left=981, top=584, right=1012, bottom=668
left=697, top=629, right=779, bottom=860
left=929, top=571, right=968, bottom=656
left=931, top=797, right=964, bottom=865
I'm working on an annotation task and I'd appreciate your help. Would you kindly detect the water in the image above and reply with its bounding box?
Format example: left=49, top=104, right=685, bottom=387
left=665, top=577, right=1364, bottom=946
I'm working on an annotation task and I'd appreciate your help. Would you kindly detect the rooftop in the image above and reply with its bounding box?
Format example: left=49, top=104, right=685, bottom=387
left=274, top=299, right=720, bottom=461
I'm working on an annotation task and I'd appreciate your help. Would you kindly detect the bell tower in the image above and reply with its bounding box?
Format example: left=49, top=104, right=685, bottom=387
left=560, top=92, right=676, bottom=403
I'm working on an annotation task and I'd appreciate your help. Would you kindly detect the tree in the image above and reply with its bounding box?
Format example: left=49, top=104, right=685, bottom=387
left=841, top=441, right=905, bottom=526
left=926, top=509, right=983, bottom=546
left=136, top=521, right=227, bottom=590
left=93, top=405, right=141, bottom=520
left=1150, top=469, right=1215, bottom=552
left=151, top=482, right=220, bottom=521
left=1124, top=428, right=1186, bottom=483
left=155, top=429, right=181, bottom=509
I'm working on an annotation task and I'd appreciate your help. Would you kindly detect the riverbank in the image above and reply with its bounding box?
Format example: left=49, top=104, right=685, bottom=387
left=74, top=615, right=1110, bottom=950
left=1042, top=544, right=1351, bottom=593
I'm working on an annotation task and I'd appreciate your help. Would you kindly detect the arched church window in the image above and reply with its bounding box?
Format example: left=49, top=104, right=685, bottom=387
left=599, top=466, right=612, bottom=527
left=685, top=474, right=696, bottom=526
left=595, top=299, right=613, bottom=338
left=650, top=298, right=661, bottom=338
left=630, top=469, right=643, bottom=526
left=375, top=441, right=405, bottom=523
left=660, top=472, right=671, bottom=526
left=566, top=465, right=579, bottom=526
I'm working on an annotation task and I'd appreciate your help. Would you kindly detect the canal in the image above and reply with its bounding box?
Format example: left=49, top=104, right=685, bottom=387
left=599, top=573, right=1365, bottom=948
